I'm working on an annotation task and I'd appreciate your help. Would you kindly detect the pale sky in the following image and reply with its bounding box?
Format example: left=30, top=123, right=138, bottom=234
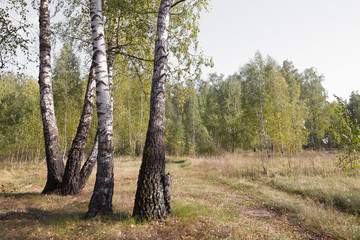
left=12, top=0, right=360, bottom=101
left=198, top=0, right=360, bottom=101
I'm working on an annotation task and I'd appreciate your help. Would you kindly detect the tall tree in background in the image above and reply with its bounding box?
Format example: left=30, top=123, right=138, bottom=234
left=300, top=68, right=329, bottom=149
left=200, top=74, right=224, bottom=149
left=86, top=0, right=114, bottom=217
left=0, top=73, right=43, bottom=161
left=165, top=84, right=187, bottom=155
left=221, top=74, right=244, bottom=152
left=241, top=52, right=270, bottom=156
left=38, top=0, right=64, bottom=193
left=282, top=61, right=308, bottom=154
left=133, top=0, right=173, bottom=221
left=52, top=44, right=84, bottom=159
left=240, top=53, right=308, bottom=158
left=347, top=91, right=360, bottom=123
left=263, top=60, right=292, bottom=155
left=112, top=61, right=150, bottom=156
left=182, top=85, right=199, bottom=154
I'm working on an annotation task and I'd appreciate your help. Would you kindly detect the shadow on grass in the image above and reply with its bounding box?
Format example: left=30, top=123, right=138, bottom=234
left=94, top=211, right=133, bottom=222
left=0, top=207, right=53, bottom=221
left=166, top=158, right=186, bottom=164
left=0, top=192, right=40, bottom=198
left=173, top=160, right=185, bottom=164
left=0, top=207, right=132, bottom=225
left=166, top=158, right=187, bottom=169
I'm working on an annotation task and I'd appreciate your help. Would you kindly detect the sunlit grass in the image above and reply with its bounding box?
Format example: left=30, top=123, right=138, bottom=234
left=266, top=175, right=360, bottom=214
left=190, top=151, right=360, bottom=239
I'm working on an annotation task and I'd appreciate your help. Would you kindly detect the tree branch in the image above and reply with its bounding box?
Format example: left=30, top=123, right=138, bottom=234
left=129, top=57, right=149, bottom=102
left=171, top=0, right=186, bottom=8
left=115, top=50, right=154, bottom=62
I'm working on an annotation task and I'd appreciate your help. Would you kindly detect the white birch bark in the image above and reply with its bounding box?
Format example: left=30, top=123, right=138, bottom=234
left=39, top=0, right=65, bottom=193
left=78, top=131, right=98, bottom=191
left=86, top=0, right=114, bottom=218
left=76, top=42, right=115, bottom=193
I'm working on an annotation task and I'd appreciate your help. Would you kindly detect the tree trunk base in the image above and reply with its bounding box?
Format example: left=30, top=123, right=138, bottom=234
left=163, top=173, right=172, bottom=214
left=42, top=182, right=62, bottom=194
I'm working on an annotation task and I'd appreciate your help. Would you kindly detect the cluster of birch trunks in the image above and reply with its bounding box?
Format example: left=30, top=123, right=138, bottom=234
left=38, top=0, right=179, bottom=221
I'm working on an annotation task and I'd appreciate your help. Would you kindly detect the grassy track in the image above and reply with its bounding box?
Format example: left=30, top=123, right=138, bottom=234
left=1, top=153, right=359, bottom=239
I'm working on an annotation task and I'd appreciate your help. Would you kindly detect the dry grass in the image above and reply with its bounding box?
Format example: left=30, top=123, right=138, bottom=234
left=190, top=150, right=345, bottom=178
left=1, top=152, right=359, bottom=239
left=189, top=151, right=360, bottom=239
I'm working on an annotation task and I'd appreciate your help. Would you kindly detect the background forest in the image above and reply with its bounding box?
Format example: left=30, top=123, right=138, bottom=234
left=1, top=48, right=359, bottom=161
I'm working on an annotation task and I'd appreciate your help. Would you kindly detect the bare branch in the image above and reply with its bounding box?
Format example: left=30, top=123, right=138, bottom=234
left=115, top=50, right=154, bottom=62
left=129, top=57, right=149, bottom=102
left=143, top=11, right=158, bottom=14
left=171, top=0, right=186, bottom=8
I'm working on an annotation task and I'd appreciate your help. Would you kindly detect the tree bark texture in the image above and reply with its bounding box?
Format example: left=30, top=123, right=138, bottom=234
left=86, top=0, right=114, bottom=218
left=163, top=173, right=172, bottom=214
left=39, top=0, right=65, bottom=194
left=78, top=132, right=98, bottom=191
left=76, top=44, right=115, bottom=193
left=107, top=41, right=115, bottom=93
left=61, top=63, right=96, bottom=195
left=133, top=0, right=173, bottom=221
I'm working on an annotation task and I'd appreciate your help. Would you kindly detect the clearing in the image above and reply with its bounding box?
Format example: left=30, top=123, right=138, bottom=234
left=1, top=152, right=359, bottom=239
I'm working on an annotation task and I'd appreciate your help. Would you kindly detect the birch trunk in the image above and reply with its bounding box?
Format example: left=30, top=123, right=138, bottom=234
left=76, top=44, right=115, bottom=192
left=78, top=132, right=98, bottom=191
left=39, top=0, right=65, bottom=194
left=133, top=0, right=173, bottom=221
left=61, top=63, right=96, bottom=195
left=86, top=0, right=114, bottom=218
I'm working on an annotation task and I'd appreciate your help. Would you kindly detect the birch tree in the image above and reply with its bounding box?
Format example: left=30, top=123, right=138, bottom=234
left=241, top=52, right=270, bottom=156
left=221, top=74, right=243, bottom=153
left=86, top=0, right=114, bottom=217
left=78, top=132, right=98, bottom=191
left=282, top=61, right=309, bottom=155
left=133, top=0, right=173, bottom=221
left=61, top=63, right=96, bottom=195
left=39, top=0, right=64, bottom=193
left=300, top=68, right=329, bottom=149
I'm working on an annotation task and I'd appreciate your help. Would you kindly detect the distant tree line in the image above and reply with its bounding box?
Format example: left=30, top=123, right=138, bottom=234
left=1, top=51, right=359, bottom=161
left=165, top=52, right=359, bottom=156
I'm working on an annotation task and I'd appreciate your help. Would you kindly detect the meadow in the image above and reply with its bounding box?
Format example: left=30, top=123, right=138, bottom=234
left=1, top=151, right=360, bottom=239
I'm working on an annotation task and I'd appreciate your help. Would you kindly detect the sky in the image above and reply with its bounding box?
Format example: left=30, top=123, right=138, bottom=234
left=198, top=0, right=360, bottom=101
left=10, top=0, right=360, bottom=101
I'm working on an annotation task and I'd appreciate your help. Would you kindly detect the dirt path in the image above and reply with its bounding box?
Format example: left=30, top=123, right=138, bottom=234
left=166, top=160, right=323, bottom=240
